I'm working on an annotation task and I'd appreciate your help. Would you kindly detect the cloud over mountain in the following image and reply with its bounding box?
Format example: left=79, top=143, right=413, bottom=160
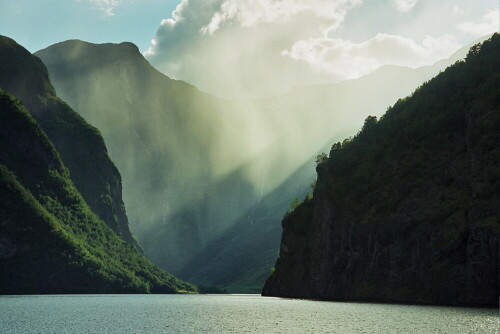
left=81, top=0, right=121, bottom=16
left=391, top=0, right=418, bottom=12
left=144, top=0, right=490, bottom=98
left=458, top=10, right=499, bottom=37
left=283, top=33, right=459, bottom=79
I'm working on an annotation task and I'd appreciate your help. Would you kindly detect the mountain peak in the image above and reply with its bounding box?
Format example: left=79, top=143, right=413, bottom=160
left=36, top=39, right=145, bottom=70
left=0, top=35, right=56, bottom=109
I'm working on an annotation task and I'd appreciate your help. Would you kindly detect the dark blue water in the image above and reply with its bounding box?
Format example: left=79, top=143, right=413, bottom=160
left=0, top=294, right=497, bottom=333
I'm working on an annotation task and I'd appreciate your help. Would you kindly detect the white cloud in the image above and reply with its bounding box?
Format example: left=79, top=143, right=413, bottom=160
left=145, top=0, right=468, bottom=98
left=391, top=0, right=418, bottom=12
left=157, top=0, right=188, bottom=30
left=452, top=6, right=464, bottom=16
left=82, top=0, right=120, bottom=17
left=283, top=33, right=460, bottom=79
left=145, top=0, right=362, bottom=97
left=201, top=0, right=360, bottom=35
left=457, top=10, right=499, bottom=36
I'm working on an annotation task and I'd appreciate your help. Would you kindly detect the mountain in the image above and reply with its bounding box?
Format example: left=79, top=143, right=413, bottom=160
left=180, top=158, right=315, bottom=293
left=0, top=36, right=194, bottom=293
left=263, top=34, right=500, bottom=306
left=35, top=40, right=265, bottom=275
left=171, top=38, right=494, bottom=292
left=178, top=40, right=492, bottom=292
left=0, top=36, right=141, bottom=251
left=35, top=36, right=490, bottom=293
left=253, top=34, right=493, bottom=153
left=0, top=90, right=194, bottom=293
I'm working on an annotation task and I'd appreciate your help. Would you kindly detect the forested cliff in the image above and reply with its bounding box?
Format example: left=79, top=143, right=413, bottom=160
left=263, top=34, right=500, bottom=306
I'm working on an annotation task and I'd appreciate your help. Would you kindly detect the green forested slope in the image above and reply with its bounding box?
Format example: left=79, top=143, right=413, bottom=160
left=0, top=90, right=195, bottom=293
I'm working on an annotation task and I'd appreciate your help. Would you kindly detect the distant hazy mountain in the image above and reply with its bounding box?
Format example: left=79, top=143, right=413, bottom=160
left=263, top=35, right=500, bottom=306
left=0, top=35, right=194, bottom=293
left=36, top=35, right=490, bottom=292
left=180, top=158, right=315, bottom=293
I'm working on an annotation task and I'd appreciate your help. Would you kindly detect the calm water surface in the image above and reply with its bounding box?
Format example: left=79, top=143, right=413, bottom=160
left=0, top=294, right=497, bottom=333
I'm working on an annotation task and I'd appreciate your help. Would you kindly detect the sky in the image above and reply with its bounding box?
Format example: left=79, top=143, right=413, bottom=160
left=1, top=0, right=498, bottom=98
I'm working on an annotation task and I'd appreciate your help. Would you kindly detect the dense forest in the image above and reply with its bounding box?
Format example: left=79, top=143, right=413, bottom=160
left=263, top=34, right=500, bottom=306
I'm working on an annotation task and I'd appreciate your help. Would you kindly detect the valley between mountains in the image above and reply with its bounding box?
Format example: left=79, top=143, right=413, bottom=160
left=0, top=33, right=497, bottom=305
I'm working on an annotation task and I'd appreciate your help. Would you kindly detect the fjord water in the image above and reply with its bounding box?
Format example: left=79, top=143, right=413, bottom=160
left=0, top=295, right=497, bottom=333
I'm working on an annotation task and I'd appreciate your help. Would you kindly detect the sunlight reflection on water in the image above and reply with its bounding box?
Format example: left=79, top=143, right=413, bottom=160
left=0, top=294, right=497, bottom=334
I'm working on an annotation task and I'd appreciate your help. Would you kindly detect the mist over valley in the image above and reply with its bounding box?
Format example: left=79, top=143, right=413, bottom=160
left=0, top=2, right=498, bottom=332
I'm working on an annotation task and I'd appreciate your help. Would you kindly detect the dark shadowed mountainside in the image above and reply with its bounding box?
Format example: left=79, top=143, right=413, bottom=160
left=263, top=35, right=500, bottom=307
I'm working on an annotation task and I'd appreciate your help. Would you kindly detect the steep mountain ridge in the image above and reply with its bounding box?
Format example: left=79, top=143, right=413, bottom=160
left=0, top=36, right=140, bottom=251
left=36, top=40, right=270, bottom=276
left=263, top=35, right=500, bottom=306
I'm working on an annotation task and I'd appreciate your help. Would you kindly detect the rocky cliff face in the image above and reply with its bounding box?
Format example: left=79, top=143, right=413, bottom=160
left=0, top=35, right=141, bottom=251
left=263, top=35, right=500, bottom=307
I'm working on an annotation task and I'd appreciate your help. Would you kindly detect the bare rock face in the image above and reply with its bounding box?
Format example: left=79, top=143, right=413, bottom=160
left=263, top=35, right=500, bottom=307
